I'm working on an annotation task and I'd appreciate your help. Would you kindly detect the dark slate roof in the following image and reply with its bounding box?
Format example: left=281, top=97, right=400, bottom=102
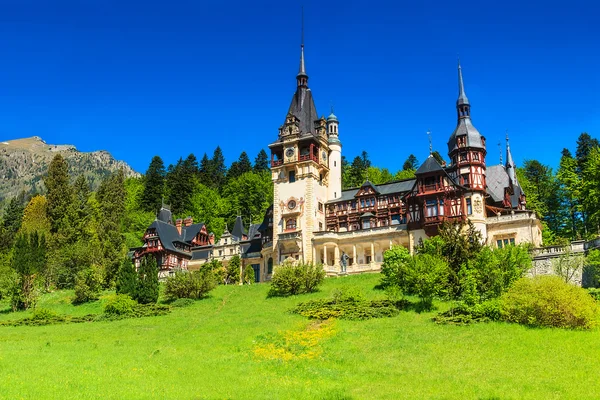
left=286, top=87, right=318, bottom=136
left=448, top=118, right=485, bottom=153
left=257, top=205, right=273, bottom=233
left=486, top=164, right=523, bottom=208
left=183, top=223, right=205, bottom=242
left=457, top=62, right=469, bottom=106
left=241, top=239, right=263, bottom=258
left=416, top=155, right=444, bottom=175
left=231, top=216, right=247, bottom=241
left=148, top=220, right=190, bottom=257
left=157, top=207, right=173, bottom=224
left=327, top=178, right=416, bottom=203
left=247, top=223, right=262, bottom=240
left=191, top=248, right=212, bottom=260
left=360, top=180, right=380, bottom=194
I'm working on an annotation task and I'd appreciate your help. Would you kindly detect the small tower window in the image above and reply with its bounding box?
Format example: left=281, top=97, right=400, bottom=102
left=466, top=198, right=473, bottom=215
left=334, top=161, right=337, bottom=167
left=289, top=171, right=296, bottom=183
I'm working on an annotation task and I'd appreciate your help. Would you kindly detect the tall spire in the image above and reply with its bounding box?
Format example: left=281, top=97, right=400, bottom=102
left=457, top=58, right=470, bottom=106
left=505, top=131, right=518, bottom=185
left=296, top=7, right=308, bottom=88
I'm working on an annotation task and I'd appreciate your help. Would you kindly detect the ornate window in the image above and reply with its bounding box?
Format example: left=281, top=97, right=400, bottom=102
left=286, top=218, right=297, bottom=230
left=426, top=199, right=438, bottom=217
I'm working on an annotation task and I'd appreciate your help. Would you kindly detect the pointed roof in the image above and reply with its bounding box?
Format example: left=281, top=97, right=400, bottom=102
left=157, top=206, right=173, bottom=224
left=231, top=215, right=247, bottom=241
left=447, top=61, right=485, bottom=153
left=457, top=60, right=470, bottom=106
left=505, top=134, right=518, bottom=186
left=358, top=180, right=380, bottom=194
left=416, top=155, right=444, bottom=174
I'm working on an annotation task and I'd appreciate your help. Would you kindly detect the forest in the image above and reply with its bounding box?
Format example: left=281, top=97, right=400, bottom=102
left=0, top=132, right=598, bottom=303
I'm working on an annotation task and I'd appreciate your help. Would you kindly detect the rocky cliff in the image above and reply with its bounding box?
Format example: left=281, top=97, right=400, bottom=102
left=0, top=136, right=139, bottom=204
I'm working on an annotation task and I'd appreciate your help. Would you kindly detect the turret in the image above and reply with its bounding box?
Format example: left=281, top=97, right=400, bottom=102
left=327, top=109, right=342, bottom=200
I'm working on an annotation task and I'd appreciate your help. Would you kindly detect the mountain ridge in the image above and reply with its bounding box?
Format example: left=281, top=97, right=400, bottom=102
left=0, top=136, right=139, bottom=204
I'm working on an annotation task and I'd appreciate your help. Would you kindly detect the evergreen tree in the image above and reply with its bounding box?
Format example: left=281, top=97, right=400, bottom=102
left=97, top=169, right=126, bottom=285
left=70, top=174, right=92, bottom=242
left=10, top=232, right=45, bottom=310
left=0, top=196, right=25, bottom=250
left=347, top=156, right=367, bottom=187
left=210, top=146, right=227, bottom=190
left=45, top=154, right=73, bottom=234
left=141, top=156, right=166, bottom=213
left=165, top=156, right=197, bottom=215
left=224, top=255, right=241, bottom=284
left=557, top=150, right=582, bottom=238
left=116, top=257, right=138, bottom=297
left=198, top=153, right=212, bottom=186
left=575, top=132, right=600, bottom=174
left=227, top=152, right=253, bottom=181
left=136, top=255, right=159, bottom=304
left=403, top=154, right=419, bottom=171
left=253, top=149, right=269, bottom=172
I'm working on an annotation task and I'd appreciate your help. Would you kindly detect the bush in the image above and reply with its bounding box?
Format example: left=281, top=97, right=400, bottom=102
left=73, top=267, right=103, bottom=304
left=170, top=298, right=195, bottom=308
left=268, top=262, right=325, bottom=297
left=500, top=276, right=599, bottom=329
left=587, top=288, right=600, bottom=301
left=243, top=265, right=255, bottom=285
left=380, top=245, right=412, bottom=289
left=292, top=289, right=406, bottom=321
left=103, top=294, right=137, bottom=316
left=224, top=255, right=241, bottom=285
left=164, top=270, right=218, bottom=301
left=434, top=299, right=502, bottom=325
left=31, top=308, right=61, bottom=321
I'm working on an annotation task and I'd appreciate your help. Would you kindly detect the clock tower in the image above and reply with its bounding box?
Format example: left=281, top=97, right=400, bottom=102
left=268, top=40, right=339, bottom=264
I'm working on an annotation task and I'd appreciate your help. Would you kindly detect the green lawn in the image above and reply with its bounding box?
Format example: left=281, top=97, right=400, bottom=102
left=1, top=274, right=599, bottom=399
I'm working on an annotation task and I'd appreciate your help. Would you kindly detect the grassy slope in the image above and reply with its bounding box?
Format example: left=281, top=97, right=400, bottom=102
left=0, top=274, right=599, bottom=400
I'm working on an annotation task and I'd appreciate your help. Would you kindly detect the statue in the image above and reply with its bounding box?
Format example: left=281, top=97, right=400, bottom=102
left=340, top=251, right=349, bottom=273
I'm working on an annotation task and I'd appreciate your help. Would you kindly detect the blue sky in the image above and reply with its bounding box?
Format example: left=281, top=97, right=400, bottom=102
left=0, top=0, right=598, bottom=173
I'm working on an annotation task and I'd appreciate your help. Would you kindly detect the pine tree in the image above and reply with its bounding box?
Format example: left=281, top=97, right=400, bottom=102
left=45, top=154, right=74, bottom=234
left=225, top=255, right=241, bottom=284
left=136, top=255, right=159, bottom=304
left=210, top=147, right=227, bottom=191
left=199, top=153, right=212, bottom=186
left=253, top=149, right=269, bottom=172
left=97, top=169, right=126, bottom=285
left=70, top=174, right=91, bottom=242
left=403, top=154, right=419, bottom=171
left=575, top=132, right=600, bottom=174
left=0, top=196, right=25, bottom=250
left=116, top=257, right=138, bottom=297
left=237, top=152, right=252, bottom=175
left=141, top=156, right=166, bottom=213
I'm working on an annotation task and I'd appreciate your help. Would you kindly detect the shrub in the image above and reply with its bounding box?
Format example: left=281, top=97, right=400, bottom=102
left=380, top=245, right=411, bottom=289
left=170, top=298, right=195, bottom=308
left=500, top=276, right=599, bottom=329
left=31, top=308, right=61, bottom=321
left=587, top=288, right=600, bottom=301
left=243, top=265, right=255, bottom=285
left=268, top=262, right=325, bottom=297
left=434, top=299, right=502, bottom=325
left=224, top=255, right=241, bottom=285
left=103, top=294, right=137, bottom=316
left=292, top=289, right=406, bottom=321
left=407, top=254, right=449, bottom=310
left=164, top=270, right=217, bottom=301
left=73, top=267, right=103, bottom=304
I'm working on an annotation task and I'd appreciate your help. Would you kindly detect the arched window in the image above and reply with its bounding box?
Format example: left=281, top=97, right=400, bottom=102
left=267, top=258, right=273, bottom=274
left=286, top=218, right=297, bottom=230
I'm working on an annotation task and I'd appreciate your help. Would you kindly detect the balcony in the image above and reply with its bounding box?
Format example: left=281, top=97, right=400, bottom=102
left=271, top=160, right=283, bottom=167
left=279, top=231, right=302, bottom=241
left=299, top=154, right=319, bottom=163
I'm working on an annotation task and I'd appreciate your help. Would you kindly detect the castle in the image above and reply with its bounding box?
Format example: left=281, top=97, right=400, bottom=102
left=133, top=40, right=542, bottom=281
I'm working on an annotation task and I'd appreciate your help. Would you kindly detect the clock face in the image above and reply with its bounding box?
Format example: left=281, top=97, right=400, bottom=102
left=286, top=148, right=295, bottom=158
left=288, top=200, right=296, bottom=210
left=322, top=151, right=327, bottom=161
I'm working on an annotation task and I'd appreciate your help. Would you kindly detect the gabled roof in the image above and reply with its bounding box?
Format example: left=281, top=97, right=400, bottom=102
left=183, top=223, right=205, bottom=242
left=416, top=155, right=444, bottom=175
left=148, top=220, right=190, bottom=257
left=327, top=178, right=416, bottom=203
left=356, top=180, right=380, bottom=195
left=486, top=164, right=524, bottom=208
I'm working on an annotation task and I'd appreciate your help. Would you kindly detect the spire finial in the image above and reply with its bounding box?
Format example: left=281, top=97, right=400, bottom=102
left=498, top=141, right=503, bottom=164
left=457, top=58, right=469, bottom=105
left=427, top=130, right=432, bottom=154
left=296, top=6, right=308, bottom=86
left=330, top=102, right=334, bottom=114
left=506, top=129, right=510, bottom=147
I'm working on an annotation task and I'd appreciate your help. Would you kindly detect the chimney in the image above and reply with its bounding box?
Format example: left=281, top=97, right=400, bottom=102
left=184, top=216, right=193, bottom=227
left=175, top=219, right=182, bottom=235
